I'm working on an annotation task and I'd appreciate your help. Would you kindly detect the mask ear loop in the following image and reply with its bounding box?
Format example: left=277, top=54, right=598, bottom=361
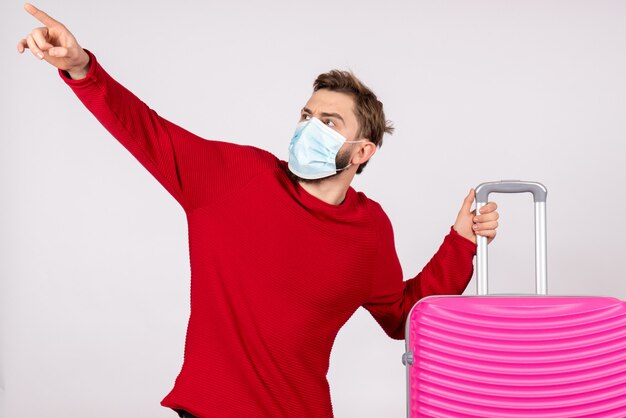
left=335, top=139, right=368, bottom=172
left=335, top=163, right=352, bottom=172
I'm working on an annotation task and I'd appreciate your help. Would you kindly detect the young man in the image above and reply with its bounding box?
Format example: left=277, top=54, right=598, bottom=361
left=18, top=4, right=499, bottom=417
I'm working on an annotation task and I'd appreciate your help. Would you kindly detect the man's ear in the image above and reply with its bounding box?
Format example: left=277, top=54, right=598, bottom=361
left=352, top=141, right=377, bottom=166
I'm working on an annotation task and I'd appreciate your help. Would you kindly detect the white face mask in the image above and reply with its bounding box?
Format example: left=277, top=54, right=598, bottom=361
left=287, top=117, right=365, bottom=180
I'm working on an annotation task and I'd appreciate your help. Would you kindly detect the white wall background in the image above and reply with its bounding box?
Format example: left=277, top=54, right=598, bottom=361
left=2, top=1, right=625, bottom=417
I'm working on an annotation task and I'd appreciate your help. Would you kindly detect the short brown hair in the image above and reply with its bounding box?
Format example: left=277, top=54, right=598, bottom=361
left=313, top=70, right=394, bottom=174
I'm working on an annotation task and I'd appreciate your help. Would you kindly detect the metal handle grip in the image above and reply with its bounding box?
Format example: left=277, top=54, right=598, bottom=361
left=475, top=180, right=548, bottom=296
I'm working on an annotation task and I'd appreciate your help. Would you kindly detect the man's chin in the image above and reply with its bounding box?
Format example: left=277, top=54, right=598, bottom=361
left=287, top=169, right=339, bottom=185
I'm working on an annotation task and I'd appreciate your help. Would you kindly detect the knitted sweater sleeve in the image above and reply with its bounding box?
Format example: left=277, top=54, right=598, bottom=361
left=362, top=207, right=476, bottom=340
left=58, top=49, right=278, bottom=210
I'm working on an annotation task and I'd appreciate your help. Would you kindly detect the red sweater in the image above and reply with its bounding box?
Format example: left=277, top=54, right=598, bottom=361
left=60, top=50, right=476, bottom=418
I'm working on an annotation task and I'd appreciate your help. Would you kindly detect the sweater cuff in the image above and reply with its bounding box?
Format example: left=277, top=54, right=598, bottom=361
left=447, top=226, right=477, bottom=255
left=58, top=48, right=98, bottom=86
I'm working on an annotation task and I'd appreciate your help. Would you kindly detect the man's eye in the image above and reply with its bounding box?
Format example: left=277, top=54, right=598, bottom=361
left=324, top=120, right=335, bottom=127
left=301, top=114, right=311, bottom=121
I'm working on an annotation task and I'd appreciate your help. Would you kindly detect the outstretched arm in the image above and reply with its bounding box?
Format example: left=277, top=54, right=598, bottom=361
left=17, top=3, right=198, bottom=207
left=17, top=3, right=279, bottom=210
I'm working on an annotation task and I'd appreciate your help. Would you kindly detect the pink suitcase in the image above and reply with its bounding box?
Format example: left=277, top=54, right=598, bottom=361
left=403, top=181, right=626, bottom=417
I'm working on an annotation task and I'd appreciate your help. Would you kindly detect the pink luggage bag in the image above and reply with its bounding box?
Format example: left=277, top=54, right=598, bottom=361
left=403, top=181, right=626, bottom=417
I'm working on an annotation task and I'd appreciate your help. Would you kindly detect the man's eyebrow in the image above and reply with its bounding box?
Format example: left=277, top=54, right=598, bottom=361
left=321, top=112, right=344, bottom=123
left=301, top=107, right=345, bottom=124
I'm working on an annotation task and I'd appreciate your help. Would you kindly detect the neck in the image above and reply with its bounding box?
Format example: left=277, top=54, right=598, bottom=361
left=297, top=169, right=356, bottom=205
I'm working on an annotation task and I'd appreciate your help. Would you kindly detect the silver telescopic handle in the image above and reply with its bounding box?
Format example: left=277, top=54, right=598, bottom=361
left=475, top=180, right=548, bottom=296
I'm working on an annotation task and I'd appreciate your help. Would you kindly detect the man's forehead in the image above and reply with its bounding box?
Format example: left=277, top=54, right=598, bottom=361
left=304, top=89, right=355, bottom=114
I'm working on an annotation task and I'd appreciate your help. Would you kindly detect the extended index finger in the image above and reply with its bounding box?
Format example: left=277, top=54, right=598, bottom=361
left=24, top=3, right=61, bottom=27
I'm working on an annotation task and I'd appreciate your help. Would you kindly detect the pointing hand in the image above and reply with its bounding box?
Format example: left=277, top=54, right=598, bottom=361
left=17, top=3, right=91, bottom=79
